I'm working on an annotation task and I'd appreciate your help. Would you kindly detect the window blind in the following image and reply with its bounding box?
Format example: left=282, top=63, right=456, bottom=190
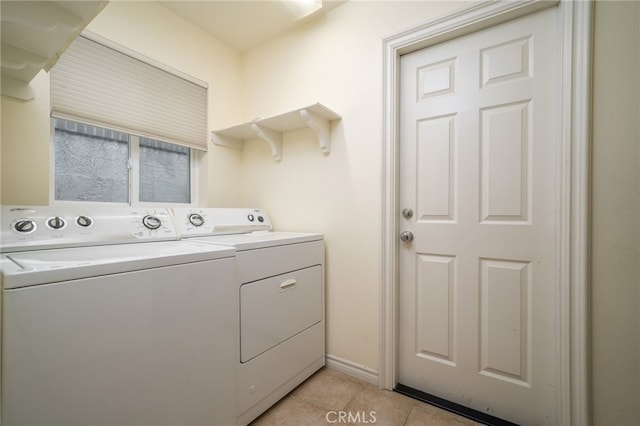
left=50, top=34, right=208, bottom=151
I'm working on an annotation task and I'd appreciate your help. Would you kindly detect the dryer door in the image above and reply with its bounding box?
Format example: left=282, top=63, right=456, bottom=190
left=240, top=265, right=322, bottom=363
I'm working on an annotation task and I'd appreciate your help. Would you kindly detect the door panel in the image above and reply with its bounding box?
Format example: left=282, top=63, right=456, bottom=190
left=398, top=7, right=559, bottom=425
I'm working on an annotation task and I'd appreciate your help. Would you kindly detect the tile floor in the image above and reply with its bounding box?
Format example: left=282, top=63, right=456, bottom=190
left=250, top=367, right=483, bottom=426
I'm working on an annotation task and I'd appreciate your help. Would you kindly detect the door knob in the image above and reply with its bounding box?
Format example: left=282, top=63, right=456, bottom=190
left=400, top=231, right=414, bottom=242
left=401, top=208, right=414, bottom=219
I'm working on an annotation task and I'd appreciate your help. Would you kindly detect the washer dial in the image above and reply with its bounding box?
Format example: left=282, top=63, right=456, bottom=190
left=46, top=216, right=67, bottom=230
left=188, top=213, right=205, bottom=227
left=142, top=215, right=162, bottom=230
left=13, top=219, right=36, bottom=233
left=76, top=215, right=93, bottom=228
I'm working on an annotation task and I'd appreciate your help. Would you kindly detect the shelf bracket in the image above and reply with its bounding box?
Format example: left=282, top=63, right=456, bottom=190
left=250, top=123, right=283, bottom=161
left=210, top=133, right=244, bottom=151
left=1, top=76, right=36, bottom=101
left=300, top=108, right=331, bottom=154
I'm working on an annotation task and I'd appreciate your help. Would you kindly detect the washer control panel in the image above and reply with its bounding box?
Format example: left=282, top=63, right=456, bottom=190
left=1, top=206, right=177, bottom=253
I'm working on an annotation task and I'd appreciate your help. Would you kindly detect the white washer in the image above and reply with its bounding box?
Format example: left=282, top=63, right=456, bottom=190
left=1, top=206, right=237, bottom=426
left=173, top=208, right=325, bottom=426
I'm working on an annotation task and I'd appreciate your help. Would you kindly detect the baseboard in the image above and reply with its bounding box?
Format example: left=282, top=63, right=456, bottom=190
left=324, top=354, right=379, bottom=385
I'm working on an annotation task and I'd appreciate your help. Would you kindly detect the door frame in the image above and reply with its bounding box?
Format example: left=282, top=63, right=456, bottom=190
left=380, top=1, right=593, bottom=424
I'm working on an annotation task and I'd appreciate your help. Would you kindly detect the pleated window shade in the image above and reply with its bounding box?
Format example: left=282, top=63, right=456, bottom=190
left=51, top=35, right=208, bottom=151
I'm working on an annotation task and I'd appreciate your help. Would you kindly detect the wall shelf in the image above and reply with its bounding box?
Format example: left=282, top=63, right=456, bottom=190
left=211, top=103, right=341, bottom=161
left=1, top=0, right=107, bottom=101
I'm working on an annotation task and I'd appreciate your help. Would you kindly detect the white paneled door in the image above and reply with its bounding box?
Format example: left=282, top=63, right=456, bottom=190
left=398, top=7, right=559, bottom=425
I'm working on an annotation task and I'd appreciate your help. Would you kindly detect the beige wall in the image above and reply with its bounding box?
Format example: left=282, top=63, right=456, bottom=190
left=0, top=0, right=245, bottom=206
left=591, top=1, right=640, bottom=425
left=240, top=0, right=467, bottom=375
left=240, top=1, right=640, bottom=424
left=1, top=1, right=639, bottom=424
left=1, top=72, right=51, bottom=205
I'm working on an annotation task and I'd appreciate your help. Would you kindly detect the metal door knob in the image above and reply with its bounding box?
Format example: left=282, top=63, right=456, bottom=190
left=401, top=208, right=414, bottom=219
left=400, top=231, right=414, bottom=242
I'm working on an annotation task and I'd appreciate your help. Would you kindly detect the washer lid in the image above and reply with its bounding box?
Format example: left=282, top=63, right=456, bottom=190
left=192, top=231, right=323, bottom=251
left=1, top=241, right=235, bottom=289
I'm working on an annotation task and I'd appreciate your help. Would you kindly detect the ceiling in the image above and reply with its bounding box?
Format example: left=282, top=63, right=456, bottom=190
left=159, top=0, right=347, bottom=52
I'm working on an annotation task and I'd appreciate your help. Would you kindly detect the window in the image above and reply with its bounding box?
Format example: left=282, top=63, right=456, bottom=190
left=139, top=137, right=191, bottom=204
left=53, top=118, right=192, bottom=205
left=50, top=33, right=207, bottom=206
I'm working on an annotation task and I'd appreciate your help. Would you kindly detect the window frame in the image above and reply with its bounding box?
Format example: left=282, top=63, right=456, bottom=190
left=49, top=120, right=198, bottom=207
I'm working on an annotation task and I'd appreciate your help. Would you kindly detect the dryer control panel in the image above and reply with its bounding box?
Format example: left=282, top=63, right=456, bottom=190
left=1, top=206, right=177, bottom=253
left=173, top=208, right=272, bottom=238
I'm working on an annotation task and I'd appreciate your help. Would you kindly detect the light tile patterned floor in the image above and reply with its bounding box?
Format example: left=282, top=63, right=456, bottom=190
left=250, top=367, right=483, bottom=426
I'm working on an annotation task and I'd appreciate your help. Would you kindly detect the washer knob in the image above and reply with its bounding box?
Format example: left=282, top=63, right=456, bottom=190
left=247, top=214, right=255, bottom=222
left=76, top=215, right=93, bottom=228
left=47, top=216, right=67, bottom=230
left=188, top=213, right=204, bottom=227
left=142, top=215, right=162, bottom=230
left=14, top=219, right=36, bottom=233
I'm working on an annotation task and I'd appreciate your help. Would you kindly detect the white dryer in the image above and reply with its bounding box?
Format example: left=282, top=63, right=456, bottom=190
left=173, top=208, right=325, bottom=426
left=1, top=206, right=237, bottom=426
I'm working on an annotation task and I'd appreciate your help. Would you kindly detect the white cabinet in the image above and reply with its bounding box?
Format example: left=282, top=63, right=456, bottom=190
left=1, top=0, right=107, bottom=100
left=211, top=103, right=341, bottom=161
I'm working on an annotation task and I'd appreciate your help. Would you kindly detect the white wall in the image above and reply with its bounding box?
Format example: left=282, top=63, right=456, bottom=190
left=0, top=1, right=245, bottom=207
